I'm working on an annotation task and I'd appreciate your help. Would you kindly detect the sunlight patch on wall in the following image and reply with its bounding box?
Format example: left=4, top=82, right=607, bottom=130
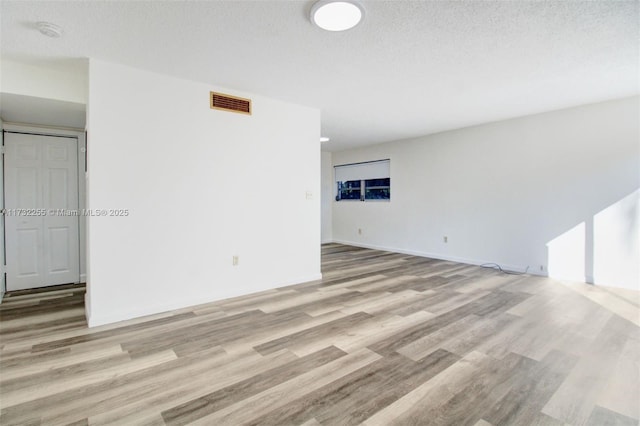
left=547, top=222, right=585, bottom=282
left=594, top=190, right=639, bottom=291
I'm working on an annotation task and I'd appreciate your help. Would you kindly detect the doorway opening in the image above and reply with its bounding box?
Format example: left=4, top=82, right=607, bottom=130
left=2, top=127, right=86, bottom=292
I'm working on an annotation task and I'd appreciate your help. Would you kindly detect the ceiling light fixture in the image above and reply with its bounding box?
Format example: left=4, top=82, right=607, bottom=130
left=36, top=21, right=63, bottom=38
left=320, top=137, right=330, bottom=142
left=310, top=0, right=365, bottom=32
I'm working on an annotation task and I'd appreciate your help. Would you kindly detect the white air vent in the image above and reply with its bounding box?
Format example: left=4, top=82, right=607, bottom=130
left=210, top=91, right=251, bottom=115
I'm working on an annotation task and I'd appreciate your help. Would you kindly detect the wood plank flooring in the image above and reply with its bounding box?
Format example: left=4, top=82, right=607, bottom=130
left=1, top=243, right=638, bottom=425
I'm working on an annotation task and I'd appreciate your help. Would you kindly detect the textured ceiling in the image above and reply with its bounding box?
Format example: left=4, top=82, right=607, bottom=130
left=1, top=0, right=638, bottom=151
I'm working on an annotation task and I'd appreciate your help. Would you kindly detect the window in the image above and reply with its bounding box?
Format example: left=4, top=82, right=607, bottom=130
left=335, top=160, right=390, bottom=201
left=365, top=178, right=390, bottom=200
left=337, top=180, right=362, bottom=200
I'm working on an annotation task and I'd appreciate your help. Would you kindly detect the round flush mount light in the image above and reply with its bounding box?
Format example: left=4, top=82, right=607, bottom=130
left=36, top=21, right=63, bottom=38
left=310, top=0, right=365, bottom=32
left=320, top=137, right=330, bottom=142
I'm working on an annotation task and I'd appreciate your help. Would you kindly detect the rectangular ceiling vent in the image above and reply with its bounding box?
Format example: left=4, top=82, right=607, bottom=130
left=210, top=91, right=251, bottom=115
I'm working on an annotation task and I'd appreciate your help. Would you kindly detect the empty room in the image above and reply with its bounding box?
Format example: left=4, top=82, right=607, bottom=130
left=0, top=1, right=638, bottom=425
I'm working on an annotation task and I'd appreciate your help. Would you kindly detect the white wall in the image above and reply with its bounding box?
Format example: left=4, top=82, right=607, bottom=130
left=1, top=59, right=87, bottom=104
left=321, top=151, right=333, bottom=243
left=331, top=97, right=639, bottom=290
left=86, top=59, right=320, bottom=326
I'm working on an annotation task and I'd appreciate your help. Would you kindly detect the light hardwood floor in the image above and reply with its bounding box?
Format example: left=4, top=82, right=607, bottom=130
left=1, top=243, right=638, bottom=425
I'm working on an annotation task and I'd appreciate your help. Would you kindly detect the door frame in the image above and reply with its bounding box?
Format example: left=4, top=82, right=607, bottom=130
left=2, top=123, right=87, bottom=291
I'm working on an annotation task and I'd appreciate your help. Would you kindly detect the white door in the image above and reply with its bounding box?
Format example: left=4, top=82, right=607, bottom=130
left=4, top=133, right=80, bottom=291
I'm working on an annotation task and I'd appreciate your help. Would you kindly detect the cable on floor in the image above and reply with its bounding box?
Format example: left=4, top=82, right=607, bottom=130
left=480, top=263, right=529, bottom=275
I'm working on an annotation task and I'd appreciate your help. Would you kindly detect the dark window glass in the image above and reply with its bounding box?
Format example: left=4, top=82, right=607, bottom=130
left=365, top=188, right=390, bottom=199
left=341, top=180, right=362, bottom=189
left=364, top=178, right=390, bottom=200
left=337, top=180, right=362, bottom=200
left=365, top=178, right=390, bottom=188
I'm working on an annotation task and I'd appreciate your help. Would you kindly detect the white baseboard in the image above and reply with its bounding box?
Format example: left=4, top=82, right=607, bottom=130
left=274, top=273, right=323, bottom=288
left=331, top=239, right=545, bottom=277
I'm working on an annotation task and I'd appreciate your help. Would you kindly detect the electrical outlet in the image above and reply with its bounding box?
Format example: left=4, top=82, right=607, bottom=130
left=358, top=228, right=362, bottom=235
left=443, top=236, right=448, bottom=243
left=233, top=255, right=239, bottom=266
left=539, top=265, right=544, bottom=271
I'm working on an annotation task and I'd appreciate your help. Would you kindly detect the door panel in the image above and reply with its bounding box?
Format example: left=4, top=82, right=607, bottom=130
left=16, top=168, right=39, bottom=207
left=46, top=144, right=69, bottom=161
left=5, top=133, right=80, bottom=291
left=17, top=228, right=39, bottom=277
left=17, top=143, right=38, bottom=161
left=48, top=227, right=70, bottom=270
left=48, top=169, right=69, bottom=207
